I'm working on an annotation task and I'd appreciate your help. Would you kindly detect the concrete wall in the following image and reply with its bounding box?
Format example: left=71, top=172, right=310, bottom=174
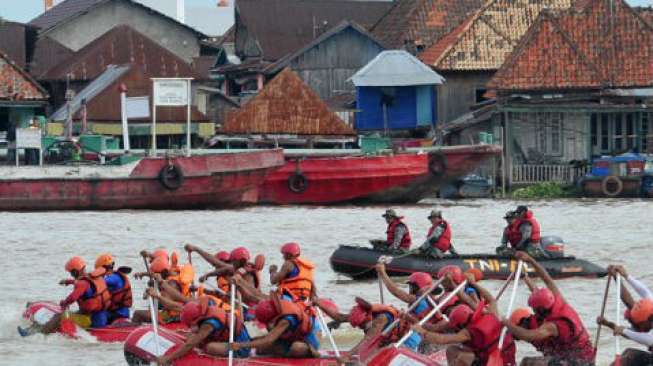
left=45, top=1, right=201, bottom=63
left=436, top=70, right=494, bottom=124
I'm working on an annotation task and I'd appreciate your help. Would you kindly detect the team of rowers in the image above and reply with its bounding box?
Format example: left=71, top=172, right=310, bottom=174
left=18, top=216, right=653, bottom=366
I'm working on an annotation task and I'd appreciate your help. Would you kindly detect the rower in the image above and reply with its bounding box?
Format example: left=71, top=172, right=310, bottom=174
left=411, top=272, right=517, bottom=366
left=496, top=210, right=519, bottom=255
left=502, top=251, right=594, bottom=365
left=154, top=296, right=251, bottom=365
left=198, top=250, right=231, bottom=295
left=513, top=206, right=547, bottom=257
left=21, top=257, right=112, bottom=336
left=418, top=210, right=453, bottom=258
left=270, top=242, right=315, bottom=301
left=95, top=253, right=132, bottom=323
left=132, top=256, right=185, bottom=324
left=596, top=265, right=653, bottom=365
left=229, top=294, right=321, bottom=358
left=382, top=209, right=412, bottom=252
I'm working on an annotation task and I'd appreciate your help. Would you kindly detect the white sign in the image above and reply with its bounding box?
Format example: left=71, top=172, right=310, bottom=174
left=154, top=80, right=189, bottom=106
left=126, top=96, right=150, bottom=118
left=16, top=128, right=42, bottom=149
left=136, top=331, right=175, bottom=357
left=33, top=307, right=56, bottom=325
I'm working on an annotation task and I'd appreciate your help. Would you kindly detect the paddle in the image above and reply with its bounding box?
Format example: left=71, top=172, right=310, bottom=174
left=141, top=255, right=162, bottom=356
left=487, top=260, right=524, bottom=366
left=395, top=280, right=468, bottom=348
left=356, top=277, right=446, bottom=361
left=315, top=305, right=341, bottom=358
left=201, top=282, right=250, bottom=309
left=228, top=282, right=236, bottom=366
left=594, top=274, right=611, bottom=359
left=614, top=274, right=622, bottom=366
left=187, top=248, right=195, bottom=294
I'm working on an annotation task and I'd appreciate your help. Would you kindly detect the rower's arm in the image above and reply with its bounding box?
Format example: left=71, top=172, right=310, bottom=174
left=349, top=316, right=387, bottom=355
left=517, top=252, right=561, bottom=299
left=418, top=328, right=471, bottom=345
left=270, top=261, right=293, bottom=285
left=469, top=281, right=498, bottom=315
left=234, top=275, right=267, bottom=303
left=316, top=300, right=349, bottom=323
left=522, top=274, right=537, bottom=292
left=422, top=319, right=449, bottom=333
left=159, top=279, right=190, bottom=303
left=158, top=324, right=212, bottom=364
left=150, top=291, right=184, bottom=313
left=376, top=264, right=416, bottom=303
left=504, top=321, right=558, bottom=342
left=187, top=245, right=233, bottom=271
left=236, top=320, right=288, bottom=350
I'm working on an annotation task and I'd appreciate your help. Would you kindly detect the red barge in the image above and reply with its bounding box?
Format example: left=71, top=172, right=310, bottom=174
left=256, top=144, right=501, bottom=204
left=0, top=149, right=284, bottom=211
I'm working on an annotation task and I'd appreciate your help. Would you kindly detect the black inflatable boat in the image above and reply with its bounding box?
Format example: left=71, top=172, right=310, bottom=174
left=330, top=245, right=607, bottom=280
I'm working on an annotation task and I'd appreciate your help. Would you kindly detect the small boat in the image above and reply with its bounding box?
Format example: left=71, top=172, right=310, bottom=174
left=21, top=301, right=186, bottom=342
left=0, top=149, right=284, bottom=211
left=580, top=154, right=653, bottom=198
left=329, top=244, right=607, bottom=280
left=124, top=325, right=344, bottom=365
left=439, top=174, right=493, bottom=199
left=365, top=346, right=445, bottom=366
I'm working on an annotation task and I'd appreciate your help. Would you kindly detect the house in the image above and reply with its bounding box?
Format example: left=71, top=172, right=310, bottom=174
left=262, top=21, right=386, bottom=100
left=371, top=0, right=484, bottom=52
left=350, top=50, right=444, bottom=135
left=49, top=65, right=212, bottom=149
left=195, top=86, right=240, bottom=129
left=218, top=0, right=391, bottom=98
left=487, top=0, right=653, bottom=184
left=215, top=68, right=355, bottom=148
left=419, top=0, right=573, bottom=125
left=28, top=0, right=212, bottom=63
left=0, top=52, right=49, bottom=146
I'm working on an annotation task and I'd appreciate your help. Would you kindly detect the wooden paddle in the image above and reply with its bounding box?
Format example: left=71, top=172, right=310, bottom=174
left=614, top=274, right=622, bottom=366
left=594, top=275, right=611, bottom=360
left=487, top=260, right=524, bottom=366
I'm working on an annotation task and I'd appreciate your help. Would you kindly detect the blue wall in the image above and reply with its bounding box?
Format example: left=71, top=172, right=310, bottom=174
left=355, top=86, right=437, bottom=131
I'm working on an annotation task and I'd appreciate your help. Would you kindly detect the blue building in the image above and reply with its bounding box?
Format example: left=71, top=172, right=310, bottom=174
left=350, top=50, right=444, bottom=133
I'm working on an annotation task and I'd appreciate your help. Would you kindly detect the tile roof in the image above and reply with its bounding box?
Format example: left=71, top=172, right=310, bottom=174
left=42, top=25, right=198, bottom=81
left=489, top=0, right=653, bottom=91
left=236, top=0, right=392, bottom=61
left=420, top=0, right=573, bottom=71
left=636, top=7, right=653, bottom=26
left=28, top=0, right=206, bottom=37
left=0, top=52, right=48, bottom=101
left=350, top=50, right=444, bottom=86
left=371, top=0, right=484, bottom=50
left=222, top=68, right=355, bottom=135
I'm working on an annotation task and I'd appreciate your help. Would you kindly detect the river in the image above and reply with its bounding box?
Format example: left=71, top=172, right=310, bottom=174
left=1, top=199, right=651, bottom=365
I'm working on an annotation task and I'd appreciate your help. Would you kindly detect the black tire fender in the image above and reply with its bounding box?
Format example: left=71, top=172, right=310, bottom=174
left=288, top=172, right=308, bottom=193
left=601, top=175, right=623, bottom=197
left=159, top=164, right=184, bottom=190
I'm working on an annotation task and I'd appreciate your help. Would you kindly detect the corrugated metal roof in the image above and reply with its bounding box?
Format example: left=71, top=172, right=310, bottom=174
left=29, top=36, right=74, bottom=78
left=350, top=50, right=444, bottom=87
left=222, top=68, right=355, bottom=135
left=0, top=22, right=37, bottom=70
left=236, top=0, right=392, bottom=61
left=50, top=64, right=130, bottom=121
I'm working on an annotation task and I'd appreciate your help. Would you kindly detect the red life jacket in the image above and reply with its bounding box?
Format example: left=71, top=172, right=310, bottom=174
left=518, top=210, right=541, bottom=244
left=273, top=299, right=313, bottom=342
left=533, top=296, right=594, bottom=362
left=386, top=218, right=412, bottom=249
left=77, top=269, right=112, bottom=313
left=464, top=311, right=516, bottom=365
left=427, top=219, right=451, bottom=252
left=195, top=297, right=244, bottom=343
left=108, top=271, right=133, bottom=311
left=505, top=221, right=522, bottom=247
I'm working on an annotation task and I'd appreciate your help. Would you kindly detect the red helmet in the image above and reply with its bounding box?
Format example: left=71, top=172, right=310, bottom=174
left=65, top=256, right=86, bottom=272
left=349, top=305, right=371, bottom=328
left=407, top=272, right=433, bottom=290
left=230, top=247, right=251, bottom=262
left=448, top=304, right=474, bottom=329
left=629, top=299, right=653, bottom=324
left=180, top=301, right=203, bottom=326
left=528, top=288, right=555, bottom=311
left=255, top=300, right=278, bottom=324
left=437, top=265, right=464, bottom=284
left=510, top=307, right=533, bottom=326
left=150, top=256, right=170, bottom=274
left=215, top=251, right=230, bottom=262
left=281, top=242, right=301, bottom=257
left=152, top=249, right=169, bottom=262
left=465, top=268, right=484, bottom=282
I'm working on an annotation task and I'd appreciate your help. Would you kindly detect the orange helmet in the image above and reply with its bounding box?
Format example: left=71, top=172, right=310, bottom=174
left=94, top=253, right=114, bottom=269
left=629, top=299, right=653, bottom=324
left=150, top=256, right=170, bottom=273
left=65, top=256, right=86, bottom=273
left=152, top=249, right=169, bottom=261
left=510, top=307, right=533, bottom=326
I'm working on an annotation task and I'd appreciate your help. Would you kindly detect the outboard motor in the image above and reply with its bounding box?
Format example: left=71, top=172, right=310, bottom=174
left=541, top=236, right=565, bottom=258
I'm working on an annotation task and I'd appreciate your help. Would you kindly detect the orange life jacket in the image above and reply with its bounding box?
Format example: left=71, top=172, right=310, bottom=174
left=108, top=271, right=133, bottom=311
left=273, top=299, right=313, bottom=342
left=386, top=218, right=412, bottom=249
left=195, top=297, right=244, bottom=343
left=278, top=257, right=315, bottom=300
left=217, top=275, right=230, bottom=294
left=78, top=269, right=112, bottom=313
left=427, top=219, right=452, bottom=252
left=167, top=273, right=191, bottom=298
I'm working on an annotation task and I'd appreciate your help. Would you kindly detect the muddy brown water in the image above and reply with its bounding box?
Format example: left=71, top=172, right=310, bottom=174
left=1, top=199, right=651, bottom=365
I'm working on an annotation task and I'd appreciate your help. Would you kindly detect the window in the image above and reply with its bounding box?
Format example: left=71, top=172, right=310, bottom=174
left=643, top=113, right=650, bottom=153
left=534, top=112, right=563, bottom=156
left=601, top=114, right=610, bottom=152
left=475, top=88, right=488, bottom=104
left=590, top=113, right=598, bottom=146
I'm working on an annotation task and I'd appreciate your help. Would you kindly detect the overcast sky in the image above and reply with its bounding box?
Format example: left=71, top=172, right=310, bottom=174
left=1, top=0, right=652, bottom=36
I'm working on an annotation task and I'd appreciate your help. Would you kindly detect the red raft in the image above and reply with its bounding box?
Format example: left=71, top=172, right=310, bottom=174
left=0, top=149, right=284, bottom=210
left=256, top=144, right=501, bottom=205
left=124, top=325, right=344, bottom=365
left=22, top=301, right=185, bottom=343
